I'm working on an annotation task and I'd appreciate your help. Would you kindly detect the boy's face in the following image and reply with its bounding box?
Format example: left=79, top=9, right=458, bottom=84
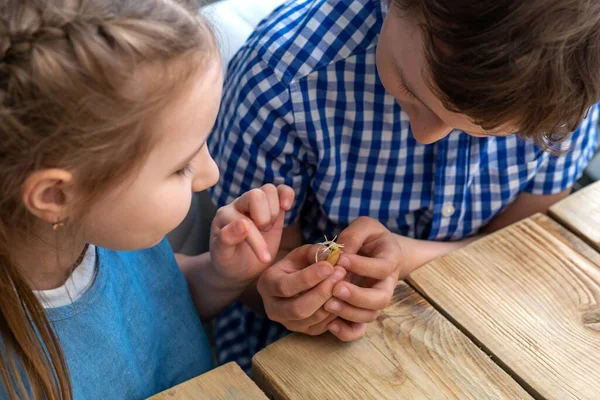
left=376, top=7, right=514, bottom=144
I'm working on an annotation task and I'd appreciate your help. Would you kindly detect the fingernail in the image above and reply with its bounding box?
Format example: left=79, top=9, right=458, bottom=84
left=263, top=250, right=272, bottom=262
left=326, top=300, right=341, bottom=312
left=331, top=270, right=345, bottom=283
left=329, top=323, right=340, bottom=333
left=335, top=286, right=350, bottom=299
left=318, top=264, right=333, bottom=278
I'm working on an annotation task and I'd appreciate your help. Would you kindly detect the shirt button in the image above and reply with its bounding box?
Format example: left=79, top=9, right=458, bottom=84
left=442, top=203, right=455, bottom=218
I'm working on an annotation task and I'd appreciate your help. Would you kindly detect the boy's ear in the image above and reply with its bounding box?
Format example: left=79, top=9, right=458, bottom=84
left=21, top=169, right=76, bottom=224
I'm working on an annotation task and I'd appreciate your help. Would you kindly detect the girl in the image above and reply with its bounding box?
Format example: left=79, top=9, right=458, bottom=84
left=0, top=0, right=296, bottom=398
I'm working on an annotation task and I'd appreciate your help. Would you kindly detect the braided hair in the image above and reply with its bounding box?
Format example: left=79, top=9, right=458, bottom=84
left=0, top=1, right=212, bottom=398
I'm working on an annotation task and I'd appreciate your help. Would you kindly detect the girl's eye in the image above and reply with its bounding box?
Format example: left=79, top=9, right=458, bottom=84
left=176, top=164, right=194, bottom=177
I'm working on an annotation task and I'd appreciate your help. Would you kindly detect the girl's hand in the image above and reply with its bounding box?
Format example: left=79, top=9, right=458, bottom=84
left=209, top=184, right=294, bottom=287
left=257, top=244, right=347, bottom=335
left=324, top=216, right=404, bottom=341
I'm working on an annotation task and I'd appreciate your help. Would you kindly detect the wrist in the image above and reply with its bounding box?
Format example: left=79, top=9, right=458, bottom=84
left=395, top=235, right=421, bottom=275
left=184, top=252, right=254, bottom=293
left=208, top=260, right=255, bottom=292
left=395, top=234, right=483, bottom=274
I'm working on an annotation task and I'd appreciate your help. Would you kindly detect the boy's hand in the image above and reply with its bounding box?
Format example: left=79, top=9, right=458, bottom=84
left=324, top=216, right=404, bottom=341
left=209, top=184, right=294, bottom=287
left=257, top=244, right=347, bottom=335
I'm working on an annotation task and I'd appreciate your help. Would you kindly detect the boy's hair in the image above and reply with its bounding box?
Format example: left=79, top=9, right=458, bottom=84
left=393, top=0, right=600, bottom=147
left=0, top=0, right=212, bottom=398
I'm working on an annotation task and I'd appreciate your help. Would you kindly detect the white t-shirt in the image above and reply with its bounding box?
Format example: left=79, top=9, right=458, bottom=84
left=34, top=244, right=97, bottom=309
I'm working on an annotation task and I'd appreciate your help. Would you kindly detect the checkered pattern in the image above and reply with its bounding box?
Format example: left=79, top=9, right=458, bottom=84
left=209, top=0, right=599, bottom=374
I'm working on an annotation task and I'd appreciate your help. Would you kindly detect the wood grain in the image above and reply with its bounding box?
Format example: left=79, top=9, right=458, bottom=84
left=253, top=282, right=532, bottom=400
left=549, top=181, right=600, bottom=252
left=409, top=214, right=600, bottom=400
left=148, top=362, right=267, bottom=400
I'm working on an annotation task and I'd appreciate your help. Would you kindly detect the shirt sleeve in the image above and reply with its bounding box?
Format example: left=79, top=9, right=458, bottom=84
left=524, top=104, right=599, bottom=194
left=208, top=47, right=313, bottom=225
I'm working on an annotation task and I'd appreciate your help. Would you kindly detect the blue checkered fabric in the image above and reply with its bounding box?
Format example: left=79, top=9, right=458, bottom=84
left=209, top=0, right=599, bottom=375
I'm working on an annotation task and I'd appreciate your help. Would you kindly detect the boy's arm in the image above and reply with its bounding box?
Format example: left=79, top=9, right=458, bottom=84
left=401, top=105, right=597, bottom=273
left=247, top=187, right=570, bottom=300
left=481, top=189, right=570, bottom=233
left=263, top=189, right=572, bottom=281
left=393, top=188, right=571, bottom=275
left=266, top=186, right=571, bottom=273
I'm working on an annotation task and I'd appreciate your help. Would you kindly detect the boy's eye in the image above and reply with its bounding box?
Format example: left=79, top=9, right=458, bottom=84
left=399, top=81, right=417, bottom=102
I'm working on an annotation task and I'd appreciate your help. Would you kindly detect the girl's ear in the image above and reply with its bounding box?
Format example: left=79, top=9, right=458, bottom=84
left=21, top=169, right=76, bottom=224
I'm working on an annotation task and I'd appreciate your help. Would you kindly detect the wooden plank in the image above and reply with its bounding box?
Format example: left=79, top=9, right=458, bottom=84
left=148, top=362, right=268, bottom=400
left=253, top=282, right=532, bottom=400
left=549, top=181, right=600, bottom=252
left=408, top=214, right=600, bottom=400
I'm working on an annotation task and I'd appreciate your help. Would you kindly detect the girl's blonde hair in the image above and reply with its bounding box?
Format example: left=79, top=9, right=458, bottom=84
left=0, top=0, right=212, bottom=398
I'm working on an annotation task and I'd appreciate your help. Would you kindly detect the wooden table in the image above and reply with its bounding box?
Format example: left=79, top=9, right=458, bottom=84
left=253, top=181, right=600, bottom=400
left=148, top=362, right=267, bottom=399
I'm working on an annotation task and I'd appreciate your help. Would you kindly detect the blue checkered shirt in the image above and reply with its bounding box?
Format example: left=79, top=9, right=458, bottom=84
left=209, top=0, right=599, bottom=374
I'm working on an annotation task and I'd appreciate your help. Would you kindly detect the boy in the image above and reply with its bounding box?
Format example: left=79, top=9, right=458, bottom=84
left=209, top=0, right=600, bottom=373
